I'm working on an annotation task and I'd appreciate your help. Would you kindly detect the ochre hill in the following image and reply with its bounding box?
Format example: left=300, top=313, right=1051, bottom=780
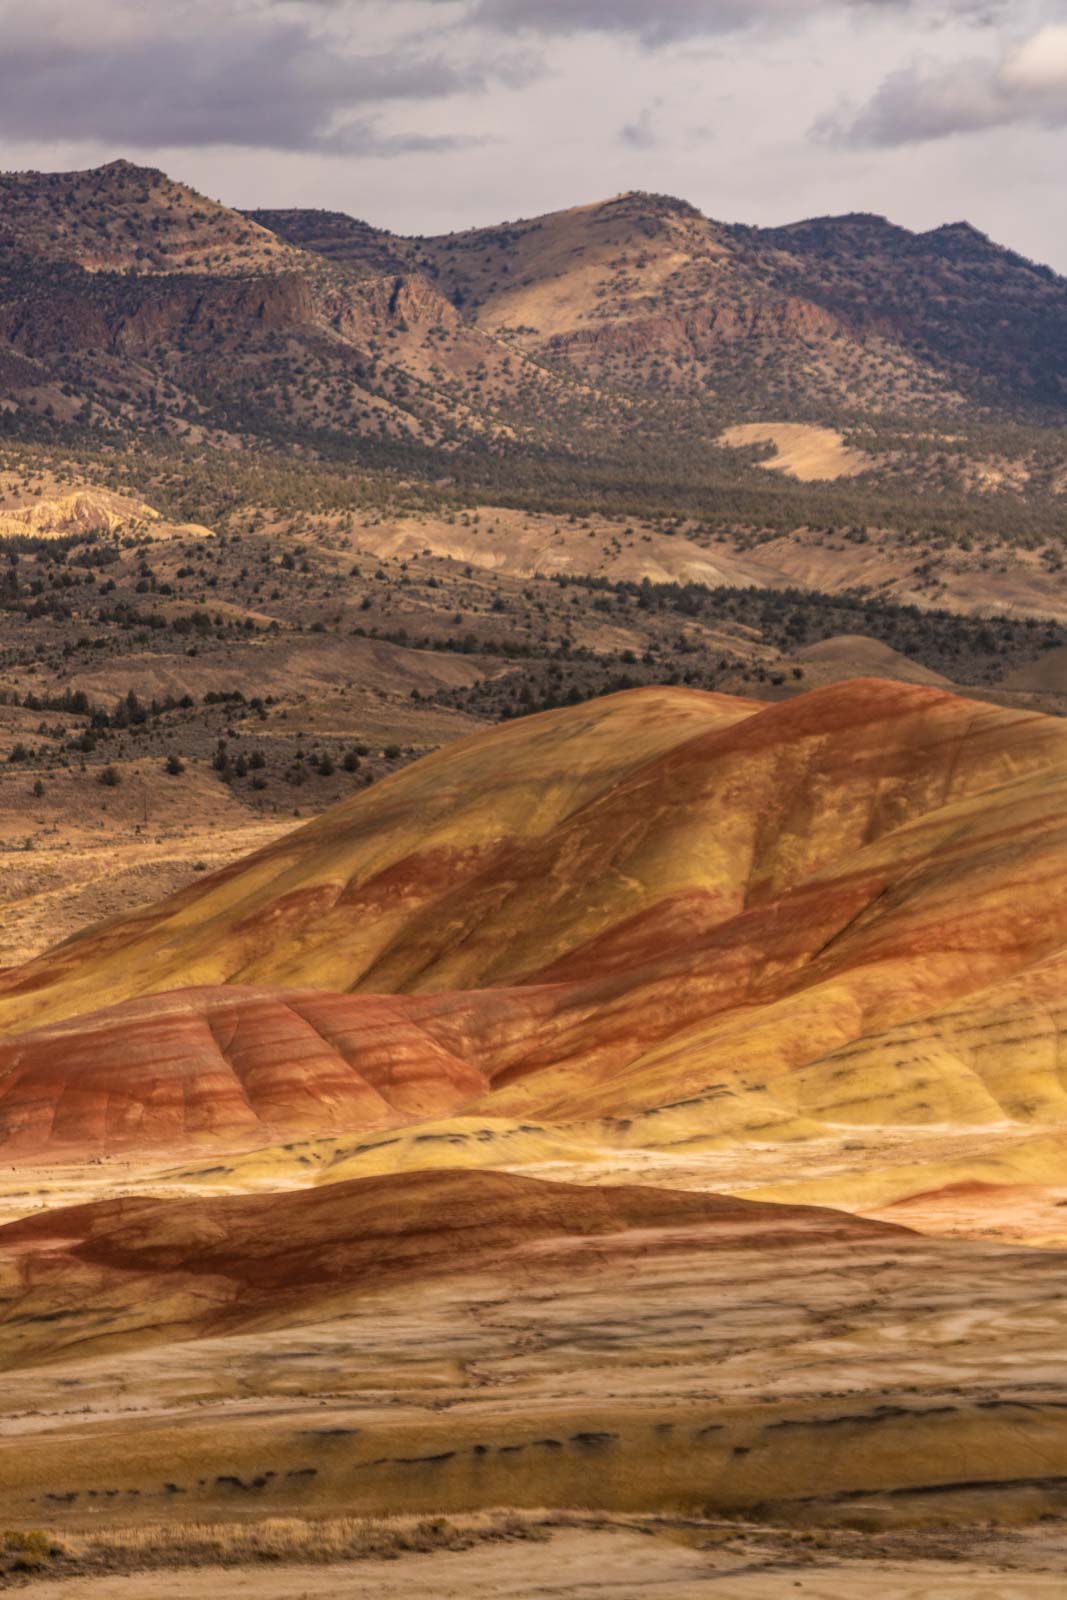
left=0, top=987, right=487, bottom=1156
left=3, top=681, right=1067, bottom=1180
left=0, top=685, right=756, bottom=1029
left=0, top=1168, right=884, bottom=1366
left=2, top=1168, right=1066, bottom=1531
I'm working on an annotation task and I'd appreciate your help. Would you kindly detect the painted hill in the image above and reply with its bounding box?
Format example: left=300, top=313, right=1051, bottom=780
left=4, top=679, right=1067, bottom=1536
left=0, top=684, right=754, bottom=1028
left=0, top=1168, right=889, bottom=1365
left=3, top=679, right=1067, bottom=1191
left=2, top=1166, right=1065, bottom=1531
left=0, top=986, right=488, bottom=1155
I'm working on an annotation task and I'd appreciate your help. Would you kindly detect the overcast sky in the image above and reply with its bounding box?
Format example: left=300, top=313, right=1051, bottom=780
left=2, top=0, right=1067, bottom=268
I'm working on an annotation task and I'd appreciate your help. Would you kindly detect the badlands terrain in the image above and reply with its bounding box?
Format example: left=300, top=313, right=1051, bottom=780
left=1, top=679, right=1067, bottom=1596
left=1, top=161, right=1067, bottom=1593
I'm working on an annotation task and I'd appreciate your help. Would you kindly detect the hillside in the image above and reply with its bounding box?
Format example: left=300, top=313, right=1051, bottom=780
left=2, top=682, right=1067, bottom=1542
left=6, top=1164, right=1066, bottom=1541
left=3, top=679, right=1067, bottom=1245
left=0, top=161, right=579, bottom=454
left=0, top=163, right=1064, bottom=543
left=3, top=163, right=1067, bottom=1568
left=259, top=190, right=1067, bottom=417
left=3, top=678, right=1062, bottom=1016
left=0, top=160, right=297, bottom=277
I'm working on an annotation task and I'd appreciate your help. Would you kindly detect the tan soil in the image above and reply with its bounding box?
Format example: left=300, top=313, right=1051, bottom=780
left=718, top=423, right=874, bottom=482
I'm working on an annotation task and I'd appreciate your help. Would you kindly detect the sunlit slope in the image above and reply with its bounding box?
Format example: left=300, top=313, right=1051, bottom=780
left=4, top=681, right=1067, bottom=1168
left=0, top=987, right=488, bottom=1155
left=2, top=680, right=1064, bottom=1040
left=0, top=687, right=757, bottom=1030
left=477, top=759, right=1067, bottom=1127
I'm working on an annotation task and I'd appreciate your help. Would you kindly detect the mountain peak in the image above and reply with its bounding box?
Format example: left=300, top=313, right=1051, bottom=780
left=0, top=159, right=298, bottom=276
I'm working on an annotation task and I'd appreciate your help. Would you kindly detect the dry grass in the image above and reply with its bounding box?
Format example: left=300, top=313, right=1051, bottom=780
left=1, top=1512, right=552, bottom=1583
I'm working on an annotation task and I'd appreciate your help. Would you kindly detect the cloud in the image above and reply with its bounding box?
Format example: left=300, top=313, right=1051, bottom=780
left=0, top=0, right=527, bottom=153
left=619, top=104, right=662, bottom=149
left=456, top=0, right=1007, bottom=49
left=816, top=22, right=1067, bottom=146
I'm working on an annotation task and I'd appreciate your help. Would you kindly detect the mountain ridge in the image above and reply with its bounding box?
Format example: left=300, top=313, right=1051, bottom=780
left=3, top=160, right=1067, bottom=477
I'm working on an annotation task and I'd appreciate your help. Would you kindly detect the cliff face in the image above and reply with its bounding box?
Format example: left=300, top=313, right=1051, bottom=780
left=0, top=270, right=317, bottom=358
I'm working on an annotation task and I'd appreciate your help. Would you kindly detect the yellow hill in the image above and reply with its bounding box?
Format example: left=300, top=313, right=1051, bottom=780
left=4, top=678, right=1067, bottom=1237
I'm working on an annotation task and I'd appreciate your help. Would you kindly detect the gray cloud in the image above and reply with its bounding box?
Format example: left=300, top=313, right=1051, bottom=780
left=0, top=0, right=1019, bottom=158
left=0, top=1, right=527, bottom=153
left=458, top=0, right=1007, bottom=49
left=619, top=103, right=662, bottom=149
left=816, top=22, right=1067, bottom=145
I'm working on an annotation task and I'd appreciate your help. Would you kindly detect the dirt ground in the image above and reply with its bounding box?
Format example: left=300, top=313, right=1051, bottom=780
left=16, top=1522, right=1067, bottom=1599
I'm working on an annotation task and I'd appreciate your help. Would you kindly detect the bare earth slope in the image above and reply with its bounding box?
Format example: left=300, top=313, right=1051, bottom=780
left=3, top=681, right=1067, bottom=1566
left=1, top=1168, right=1066, bottom=1539
left=2, top=680, right=1067, bottom=1238
left=5, top=678, right=1066, bottom=1024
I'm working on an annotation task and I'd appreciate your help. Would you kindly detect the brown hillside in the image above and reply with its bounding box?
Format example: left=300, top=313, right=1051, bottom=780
left=4, top=681, right=1067, bottom=1218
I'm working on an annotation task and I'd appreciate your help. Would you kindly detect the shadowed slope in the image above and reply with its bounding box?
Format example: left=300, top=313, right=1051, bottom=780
left=0, top=1168, right=889, bottom=1367
left=3, top=1169, right=1067, bottom=1532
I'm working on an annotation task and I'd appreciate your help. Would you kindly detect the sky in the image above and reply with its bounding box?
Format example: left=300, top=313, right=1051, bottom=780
left=2, top=0, right=1067, bottom=269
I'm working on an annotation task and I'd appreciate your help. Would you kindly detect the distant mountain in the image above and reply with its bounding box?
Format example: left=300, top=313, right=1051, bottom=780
left=0, top=160, right=575, bottom=456
left=257, top=190, right=1067, bottom=415
left=1, top=161, right=1066, bottom=488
